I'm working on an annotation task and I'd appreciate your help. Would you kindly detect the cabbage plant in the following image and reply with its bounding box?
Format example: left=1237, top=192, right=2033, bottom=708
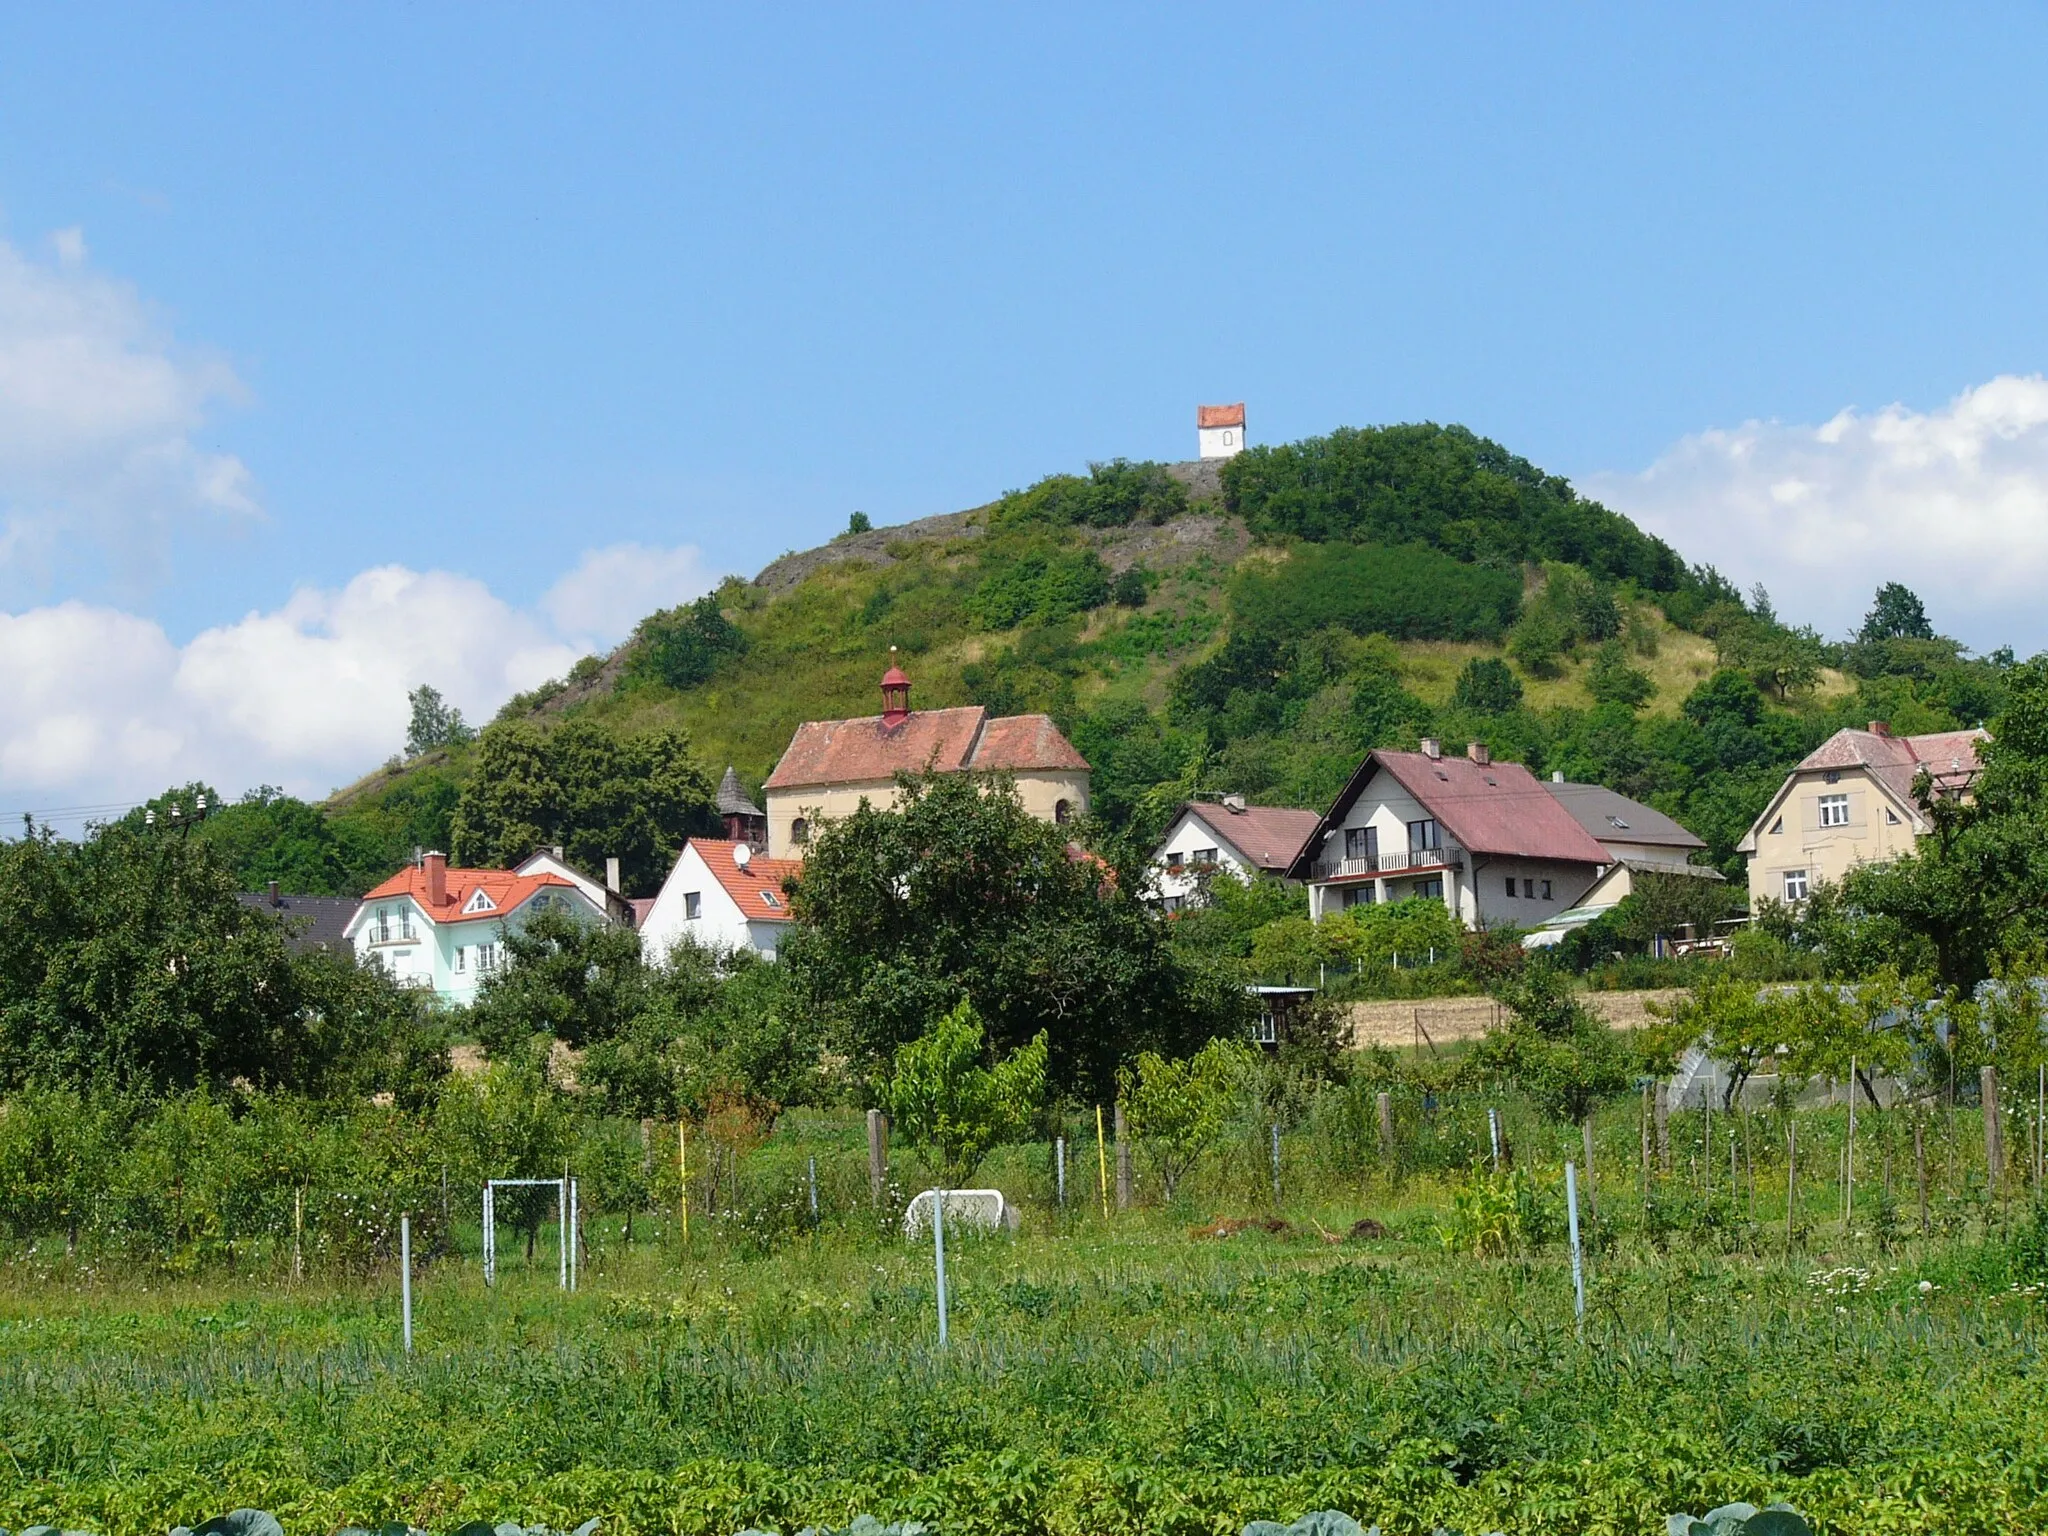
left=1667, top=1506, right=1811, bottom=1536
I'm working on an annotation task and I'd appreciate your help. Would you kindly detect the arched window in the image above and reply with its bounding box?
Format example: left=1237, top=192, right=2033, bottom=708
left=1054, top=798, right=1071, bottom=825
left=1222, top=430, right=1235, bottom=446
left=791, top=817, right=809, bottom=845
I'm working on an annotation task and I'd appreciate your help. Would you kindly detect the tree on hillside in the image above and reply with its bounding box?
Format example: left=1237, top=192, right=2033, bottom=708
left=449, top=716, right=713, bottom=894
left=627, top=592, right=749, bottom=690
left=1860, top=582, right=1935, bottom=643
left=780, top=770, right=1251, bottom=1099
left=406, top=684, right=474, bottom=757
left=1452, top=656, right=1524, bottom=715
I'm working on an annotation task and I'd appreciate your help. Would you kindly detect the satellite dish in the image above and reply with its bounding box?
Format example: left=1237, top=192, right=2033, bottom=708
left=733, top=843, right=752, bottom=868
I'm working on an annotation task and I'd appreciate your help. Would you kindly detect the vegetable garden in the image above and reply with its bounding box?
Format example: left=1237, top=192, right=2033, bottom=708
left=1, top=1078, right=2043, bottom=1536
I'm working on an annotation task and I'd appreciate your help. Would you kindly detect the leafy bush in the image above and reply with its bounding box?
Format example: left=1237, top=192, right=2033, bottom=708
left=969, top=548, right=1112, bottom=630
left=1223, top=422, right=1686, bottom=589
left=1450, top=657, right=1523, bottom=714
left=1231, top=543, right=1522, bottom=645
left=628, top=593, right=749, bottom=690
left=990, top=459, right=1187, bottom=529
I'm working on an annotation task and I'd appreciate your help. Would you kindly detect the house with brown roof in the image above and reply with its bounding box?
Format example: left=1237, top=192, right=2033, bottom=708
left=1287, top=739, right=1624, bottom=930
left=639, top=837, right=804, bottom=963
left=759, top=654, right=1091, bottom=858
left=1737, top=721, right=1987, bottom=909
left=1147, top=797, right=1321, bottom=911
left=346, top=852, right=609, bottom=1003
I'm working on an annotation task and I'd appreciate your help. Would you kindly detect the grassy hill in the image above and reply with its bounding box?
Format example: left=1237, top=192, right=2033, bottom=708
left=302, top=422, right=1995, bottom=897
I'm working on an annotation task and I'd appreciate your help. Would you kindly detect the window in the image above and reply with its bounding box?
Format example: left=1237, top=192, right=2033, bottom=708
left=454, top=947, right=466, bottom=973
left=1414, top=877, right=1444, bottom=901
left=1818, top=792, right=1850, bottom=828
left=1522, top=878, right=1535, bottom=898
left=1165, top=850, right=1184, bottom=869
left=1253, top=1008, right=1277, bottom=1045
left=1341, top=886, right=1376, bottom=909
left=1769, top=817, right=1783, bottom=836
left=1540, top=880, right=1552, bottom=900
left=464, top=888, right=496, bottom=914
left=398, top=908, right=415, bottom=940
left=1193, top=847, right=1219, bottom=865
left=1054, top=798, right=1071, bottom=825
left=1783, top=869, right=1809, bottom=902
left=1504, top=876, right=1517, bottom=898
left=1344, top=826, right=1379, bottom=861
left=791, top=817, right=809, bottom=845
left=373, top=906, right=391, bottom=944
left=477, top=942, right=497, bottom=972
left=760, top=890, right=782, bottom=909
left=1885, top=807, right=1901, bottom=825
left=1407, top=818, right=1439, bottom=852
left=1823, top=770, right=1841, bottom=784
left=684, top=891, right=702, bottom=921
left=1160, top=895, right=1184, bottom=913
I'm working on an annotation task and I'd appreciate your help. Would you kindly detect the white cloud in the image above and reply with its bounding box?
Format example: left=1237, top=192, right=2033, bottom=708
left=0, top=553, right=743, bottom=815
left=541, top=541, right=718, bottom=646
left=0, top=230, right=256, bottom=590
left=1587, top=376, right=2048, bottom=653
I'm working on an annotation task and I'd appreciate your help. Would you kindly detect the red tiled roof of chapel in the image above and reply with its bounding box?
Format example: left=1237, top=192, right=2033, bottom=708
left=1197, top=403, right=1246, bottom=429
left=763, top=705, right=1088, bottom=790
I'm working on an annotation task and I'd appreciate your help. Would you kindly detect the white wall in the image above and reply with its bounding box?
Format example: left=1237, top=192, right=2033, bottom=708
left=1469, top=857, right=1602, bottom=930
left=1146, top=810, right=1255, bottom=906
left=1198, top=424, right=1245, bottom=460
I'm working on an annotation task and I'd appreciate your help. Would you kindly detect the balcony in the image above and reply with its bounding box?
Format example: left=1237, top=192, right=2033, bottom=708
left=1311, top=843, right=1464, bottom=881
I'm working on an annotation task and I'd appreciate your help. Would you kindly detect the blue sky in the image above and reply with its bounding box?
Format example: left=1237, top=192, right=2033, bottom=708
left=4, top=4, right=2048, bottom=810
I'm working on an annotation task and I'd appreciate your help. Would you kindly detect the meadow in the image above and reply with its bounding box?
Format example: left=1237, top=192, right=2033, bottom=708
left=1, top=1100, right=2043, bottom=1536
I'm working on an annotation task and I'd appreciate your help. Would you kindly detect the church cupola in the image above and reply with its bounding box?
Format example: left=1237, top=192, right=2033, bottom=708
left=880, top=647, right=911, bottom=727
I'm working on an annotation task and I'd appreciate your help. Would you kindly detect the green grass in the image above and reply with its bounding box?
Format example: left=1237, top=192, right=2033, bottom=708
left=1, top=1104, right=2043, bottom=1536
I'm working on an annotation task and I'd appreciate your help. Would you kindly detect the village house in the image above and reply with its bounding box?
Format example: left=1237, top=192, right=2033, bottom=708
left=1147, top=797, right=1321, bottom=911
left=638, top=837, right=803, bottom=963
left=758, top=654, right=1091, bottom=858
left=1737, top=721, right=1986, bottom=909
left=1287, top=738, right=1704, bottom=931
left=345, top=852, right=609, bottom=1004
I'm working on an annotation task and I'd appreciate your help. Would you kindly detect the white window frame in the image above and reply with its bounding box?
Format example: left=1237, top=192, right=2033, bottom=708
left=1783, top=869, right=1809, bottom=902
left=684, top=891, right=702, bottom=920
left=1817, top=793, right=1850, bottom=828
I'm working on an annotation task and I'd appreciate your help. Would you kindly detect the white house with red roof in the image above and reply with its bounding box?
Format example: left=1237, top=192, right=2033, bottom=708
left=1147, top=797, right=1322, bottom=911
left=346, top=852, right=609, bottom=1004
left=1737, top=721, right=1987, bottom=909
left=759, top=654, right=1091, bottom=858
left=1288, top=739, right=1620, bottom=930
left=1197, top=402, right=1247, bottom=459
left=639, top=837, right=804, bottom=963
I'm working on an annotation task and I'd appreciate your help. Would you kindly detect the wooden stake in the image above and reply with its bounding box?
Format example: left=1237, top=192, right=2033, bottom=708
left=1113, top=1103, right=1133, bottom=1211
left=1915, top=1113, right=1928, bottom=1234
left=679, top=1121, right=689, bottom=1246
left=866, top=1108, right=889, bottom=1209
left=1095, top=1105, right=1110, bottom=1220
left=1982, top=1065, right=2005, bottom=1195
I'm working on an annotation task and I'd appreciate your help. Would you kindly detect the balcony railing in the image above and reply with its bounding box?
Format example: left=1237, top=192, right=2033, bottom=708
left=1311, top=843, right=1464, bottom=881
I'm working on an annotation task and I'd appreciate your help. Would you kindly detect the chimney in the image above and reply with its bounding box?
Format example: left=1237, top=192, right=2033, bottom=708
left=605, top=857, right=621, bottom=894
left=552, top=844, right=565, bottom=860
left=880, top=646, right=912, bottom=727
left=423, top=851, right=448, bottom=909
left=1552, top=770, right=1565, bottom=784
left=1221, top=793, right=1247, bottom=813
left=1420, top=737, right=1442, bottom=760
left=267, top=879, right=282, bottom=908
left=1868, top=720, right=1892, bottom=736
left=1466, top=741, right=1490, bottom=766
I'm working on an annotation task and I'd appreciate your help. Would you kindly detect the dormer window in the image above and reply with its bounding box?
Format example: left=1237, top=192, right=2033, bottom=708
left=464, top=888, right=497, bottom=914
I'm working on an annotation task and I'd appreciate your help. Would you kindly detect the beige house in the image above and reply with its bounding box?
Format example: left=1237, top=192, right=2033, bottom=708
left=1737, top=722, right=1986, bottom=908
left=758, top=656, right=1091, bottom=858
